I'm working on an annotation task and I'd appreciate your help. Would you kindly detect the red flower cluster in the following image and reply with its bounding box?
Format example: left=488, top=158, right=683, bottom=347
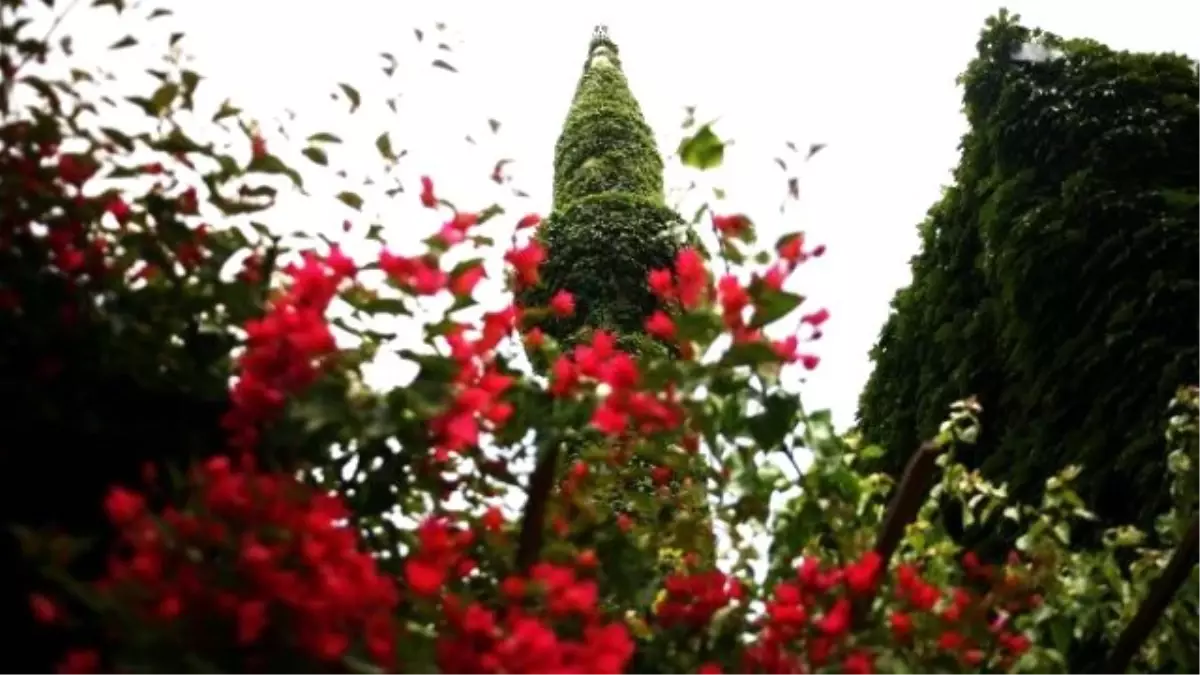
left=223, top=247, right=357, bottom=453
left=404, top=516, right=478, bottom=596
left=87, top=456, right=400, bottom=671
left=548, top=329, right=684, bottom=437
left=742, top=553, right=882, bottom=673
left=380, top=210, right=484, bottom=294
left=886, top=556, right=1036, bottom=670
left=505, top=240, right=547, bottom=290
left=646, top=243, right=825, bottom=371
left=378, top=181, right=548, bottom=463
left=656, top=569, right=746, bottom=629
left=730, top=550, right=1039, bottom=673
left=380, top=249, right=448, bottom=295
left=436, top=562, right=634, bottom=674
left=648, top=247, right=709, bottom=310
left=430, top=306, right=520, bottom=460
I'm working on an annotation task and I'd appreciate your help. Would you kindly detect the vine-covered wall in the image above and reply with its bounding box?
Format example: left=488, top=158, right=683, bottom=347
left=857, top=11, right=1199, bottom=533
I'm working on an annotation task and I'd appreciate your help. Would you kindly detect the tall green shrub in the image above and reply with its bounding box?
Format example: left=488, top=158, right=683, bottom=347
left=857, top=10, right=1199, bottom=531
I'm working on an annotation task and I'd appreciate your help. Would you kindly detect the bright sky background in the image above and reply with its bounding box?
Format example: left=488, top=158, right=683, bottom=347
left=42, top=0, right=1199, bottom=430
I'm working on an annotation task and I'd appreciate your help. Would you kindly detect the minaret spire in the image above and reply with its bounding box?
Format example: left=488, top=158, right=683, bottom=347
left=584, top=24, right=619, bottom=71
left=524, top=27, right=686, bottom=346
left=517, top=27, right=714, bottom=566
left=553, top=27, right=659, bottom=211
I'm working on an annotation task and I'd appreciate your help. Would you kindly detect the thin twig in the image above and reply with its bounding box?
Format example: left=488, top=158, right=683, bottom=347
left=1105, top=515, right=1200, bottom=673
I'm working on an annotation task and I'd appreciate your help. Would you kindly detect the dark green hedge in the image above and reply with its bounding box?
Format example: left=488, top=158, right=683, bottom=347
left=856, top=11, right=1199, bottom=532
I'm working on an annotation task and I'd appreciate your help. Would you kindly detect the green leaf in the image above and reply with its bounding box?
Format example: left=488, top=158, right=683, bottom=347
left=804, top=409, right=837, bottom=446
left=241, top=185, right=277, bottom=199
left=724, top=341, right=778, bottom=368
left=212, top=99, right=240, bottom=122
left=99, top=127, right=134, bottom=152
left=751, top=289, right=804, bottom=328
left=109, top=35, right=137, bottom=49
left=148, top=82, right=178, bottom=114
left=859, top=444, right=886, bottom=460
left=338, top=83, right=361, bottom=113
left=673, top=312, right=723, bottom=345
left=125, top=96, right=156, bottom=117
left=447, top=257, right=486, bottom=280
left=307, top=132, right=343, bottom=144
left=1050, top=619, right=1071, bottom=655
left=180, top=70, right=201, bottom=106
left=247, top=154, right=303, bottom=189
left=338, top=191, right=364, bottom=211
left=376, top=132, right=396, bottom=161
left=678, top=124, right=725, bottom=171
left=379, top=52, right=398, bottom=77
left=748, top=393, right=800, bottom=450
left=343, top=653, right=388, bottom=672
left=365, top=297, right=410, bottom=315
left=302, top=147, right=328, bottom=166
left=20, top=77, right=61, bottom=114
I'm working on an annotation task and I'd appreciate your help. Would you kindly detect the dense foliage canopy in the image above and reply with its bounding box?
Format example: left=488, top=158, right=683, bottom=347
left=856, top=11, right=1199, bottom=532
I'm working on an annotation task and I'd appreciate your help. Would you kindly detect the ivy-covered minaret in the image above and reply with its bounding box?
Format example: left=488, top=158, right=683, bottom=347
left=521, top=27, right=713, bottom=567
left=522, top=26, right=689, bottom=353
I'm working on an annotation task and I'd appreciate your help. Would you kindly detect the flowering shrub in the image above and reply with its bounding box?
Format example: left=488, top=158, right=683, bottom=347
left=72, top=457, right=399, bottom=672
left=2, top=2, right=1197, bottom=674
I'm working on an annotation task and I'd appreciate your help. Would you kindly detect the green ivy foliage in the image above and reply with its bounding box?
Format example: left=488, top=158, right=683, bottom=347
left=857, top=11, right=1199, bottom=536
left=522, top=31, right=690, bottom=351
left=552, top=35, right=664, bottom=210
left=520, top=30, right=710, bottom=558
left=522, top=194, right=685, bottom=344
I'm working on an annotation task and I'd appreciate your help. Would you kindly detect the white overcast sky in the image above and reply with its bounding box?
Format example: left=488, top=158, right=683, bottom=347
left=45, top=0, right=1200, bottom=430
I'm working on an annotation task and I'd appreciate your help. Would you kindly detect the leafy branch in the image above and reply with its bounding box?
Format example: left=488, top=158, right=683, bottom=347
left=1105, top=515, right=1200, bottom=672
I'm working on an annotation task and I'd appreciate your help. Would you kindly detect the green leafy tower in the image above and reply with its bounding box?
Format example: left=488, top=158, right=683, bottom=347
left=518, top=27, right=713, bottom=566
left=856, top=12, right=1199, bottom=540
left=521, top=26, right=689, bottom=355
